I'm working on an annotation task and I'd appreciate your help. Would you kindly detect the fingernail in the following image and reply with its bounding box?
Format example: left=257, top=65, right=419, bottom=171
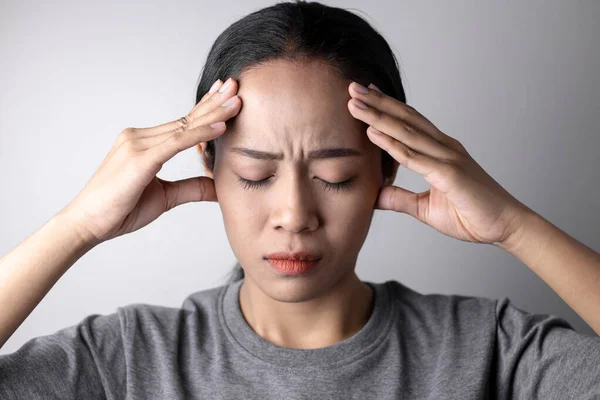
left=208, top=79, right=222, bottom=94
left=221, top=96, right=237, bottom=107
left=353, top=82, right=369, bottom=94
left=368, top=83, right=382, bottom=93
left=219, top=78, right=232, bottom=93
left=352, top=99, right=369, bottom=110
left=368, top=126, right=383, bottom=135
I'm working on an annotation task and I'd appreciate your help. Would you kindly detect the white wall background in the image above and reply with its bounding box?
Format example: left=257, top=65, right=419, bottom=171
left=1, top=0, right=599, bottom=354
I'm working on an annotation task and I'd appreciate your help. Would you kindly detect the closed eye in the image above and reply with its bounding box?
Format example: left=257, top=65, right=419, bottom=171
left=236, top=177, right=355, bottom=192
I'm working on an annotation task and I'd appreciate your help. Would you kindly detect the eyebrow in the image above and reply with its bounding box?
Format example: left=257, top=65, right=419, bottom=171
left=229, top=147, right=362, bottom=160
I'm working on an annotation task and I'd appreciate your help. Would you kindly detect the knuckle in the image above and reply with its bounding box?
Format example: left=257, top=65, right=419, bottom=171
left=204, top=94, right=216, bottom=107
left=404, top=156, right=416, bottom=171
left=399, top=105, right=416, bottom=120
left=120, top=127, right=137, bottom=137
left=176, top=116, right=190, bottom=129
left=389, top=187, right=399, bottom=210
left=113, top=131, right=133, bottom=150
left=169, top=131, right=184, bottom=144
left=403, top=122, right=419, bottom=137
left=452, top=137, right=468, bottom=152
left=405, top=146, right=421, bottom=158
left=370, top=87, right=384, bottom=100
left=442, top=163, right=462, bottom=181
left=448, top=135, right=461, bottom=146
left=206, top=91, right=225, bottom=107
left=371, top=92, right=387, bottom=110
left=171, top=124, right=186, bottom=135
left=117, top=127, right=136, bottom=143
left=404, top=104, right=418, bottom=116
left=371, top=107, right=384, bottom=122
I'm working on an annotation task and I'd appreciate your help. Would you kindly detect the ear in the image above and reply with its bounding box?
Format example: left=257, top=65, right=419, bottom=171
left=196, top=142, right=214, bottom=179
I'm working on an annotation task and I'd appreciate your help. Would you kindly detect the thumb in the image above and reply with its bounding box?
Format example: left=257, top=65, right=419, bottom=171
left=159, top=176, right=218, bottom=210
left=376, top=185, right=424, bottom=222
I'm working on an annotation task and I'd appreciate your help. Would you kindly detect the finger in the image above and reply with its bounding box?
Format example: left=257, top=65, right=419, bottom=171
left=197, top=79, right=224, bottom=106
left=99, top=79, right=232, bottom=171
left=350, top=82, right=467, bottom=155
left=355, top=82, right=437, bottom=136
left=375, top=185, right=428, bottom=223
left=368, top=83, right=383, bottom=93
left=200, top=79, right=223, bottom=103
left=139, top=78, right=236, bottom=138
left=366, top=126, right=441, bottom=177
left=133, top=94, right=241, bottom=150
left=136, top=121, right=225, bottom=154
left=188, top=77, right=239, bottom=121
left=158, top=176, right=218, bottom=210
left=369, top=83, right=468, bottom=156
left=144, top=95, right=242, bottom=165
left=349, top=97, right=458, bottom=162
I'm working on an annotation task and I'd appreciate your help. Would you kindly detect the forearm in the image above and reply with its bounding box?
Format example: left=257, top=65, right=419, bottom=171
left=497, top=208, right=600, bottom=335
left=0, top=212, right=97, bottom=348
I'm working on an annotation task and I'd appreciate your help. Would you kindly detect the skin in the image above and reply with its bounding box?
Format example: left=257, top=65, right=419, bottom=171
left=1, top=53, right=597, bottom=352
left=202, top=60, right=395, bottom=349
left=346, top=74, right=600, bottom=336
left=202, top=57, right=600, bottom=345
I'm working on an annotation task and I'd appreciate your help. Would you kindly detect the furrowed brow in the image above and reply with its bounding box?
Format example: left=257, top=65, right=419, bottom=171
left=229, top=147, right=362, bottom=160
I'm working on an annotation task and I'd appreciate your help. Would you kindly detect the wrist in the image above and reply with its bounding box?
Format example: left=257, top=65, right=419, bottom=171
left=494, top=203, right=539, bottom=254
left=54, top=209, right=102, bottom=251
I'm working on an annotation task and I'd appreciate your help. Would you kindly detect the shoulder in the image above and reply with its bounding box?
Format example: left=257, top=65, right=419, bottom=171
left=378, top=279, right=499, bottom=350
left=371, top=279, right=500, bottom=373
left=112, top=283, right=228, bottom=337
left=493, top=296, right=600, bottom=352
left=494, top=296, right=573, bottom=333
left=383, top=279, right=497, bottom=324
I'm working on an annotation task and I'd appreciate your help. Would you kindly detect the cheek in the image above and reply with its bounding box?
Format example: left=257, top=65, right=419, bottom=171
left=321, top=188, right=377, bottom=244
left=325, top=193, right=374, bottom=225
left=217, top=192, right=262, bottom=262
left=218, top=192, right=258, bottom=229
left=214, top=178, right=252, bottom=234
left=322, top=164, right=381, bottom=244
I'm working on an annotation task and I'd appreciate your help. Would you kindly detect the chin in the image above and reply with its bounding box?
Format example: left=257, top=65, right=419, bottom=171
left=245, top=258, right=353, bottom=303
left=263, top=282, right=328, bottom=303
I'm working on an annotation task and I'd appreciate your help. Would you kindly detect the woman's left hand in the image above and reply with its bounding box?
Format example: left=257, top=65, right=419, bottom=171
left=347, top=81, right=531, bottom=246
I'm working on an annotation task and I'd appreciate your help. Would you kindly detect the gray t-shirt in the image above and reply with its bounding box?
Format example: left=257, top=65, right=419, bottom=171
left=1, top=278, right=599, bottom=399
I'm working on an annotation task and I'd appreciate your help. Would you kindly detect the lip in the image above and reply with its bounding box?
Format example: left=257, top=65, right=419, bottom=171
left=265, top=251, right=322, bottom=261
left=265, top=251, right=322, bottom=276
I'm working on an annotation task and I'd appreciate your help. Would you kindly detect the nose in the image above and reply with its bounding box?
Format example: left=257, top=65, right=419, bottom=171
left=270, top=174, right=319, bottom=233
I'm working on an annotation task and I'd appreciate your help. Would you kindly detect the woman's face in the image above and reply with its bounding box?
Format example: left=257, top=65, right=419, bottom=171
left=210, top=60, right=386, bottom=301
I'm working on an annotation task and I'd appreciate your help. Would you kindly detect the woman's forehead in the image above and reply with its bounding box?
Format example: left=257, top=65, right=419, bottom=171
left=239, top=59, right=349, bottom=96
left=226, top=60, right=365, bottom=147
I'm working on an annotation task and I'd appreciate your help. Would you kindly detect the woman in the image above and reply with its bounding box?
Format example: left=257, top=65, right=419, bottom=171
left=1, top=1, right=599, bottom=398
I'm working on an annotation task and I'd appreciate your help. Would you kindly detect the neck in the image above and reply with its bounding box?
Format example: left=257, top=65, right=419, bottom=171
left=238, top=272, right=374, bottom=349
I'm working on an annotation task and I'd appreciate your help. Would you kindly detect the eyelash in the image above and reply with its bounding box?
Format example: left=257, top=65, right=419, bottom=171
left=237, top=176, right=355, bottom=193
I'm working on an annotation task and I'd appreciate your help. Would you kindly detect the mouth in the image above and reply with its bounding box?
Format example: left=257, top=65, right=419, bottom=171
left=265, top=251, right=322, bottom=261
left=264, top=251, right=322, bottom=275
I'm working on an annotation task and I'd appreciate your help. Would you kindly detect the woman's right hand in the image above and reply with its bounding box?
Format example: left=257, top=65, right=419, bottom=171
left=59, top=78, right=241, bottom=246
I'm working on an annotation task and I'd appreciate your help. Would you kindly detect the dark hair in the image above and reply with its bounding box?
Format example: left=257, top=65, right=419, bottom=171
left=194, top=1, right=406, bottom=285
